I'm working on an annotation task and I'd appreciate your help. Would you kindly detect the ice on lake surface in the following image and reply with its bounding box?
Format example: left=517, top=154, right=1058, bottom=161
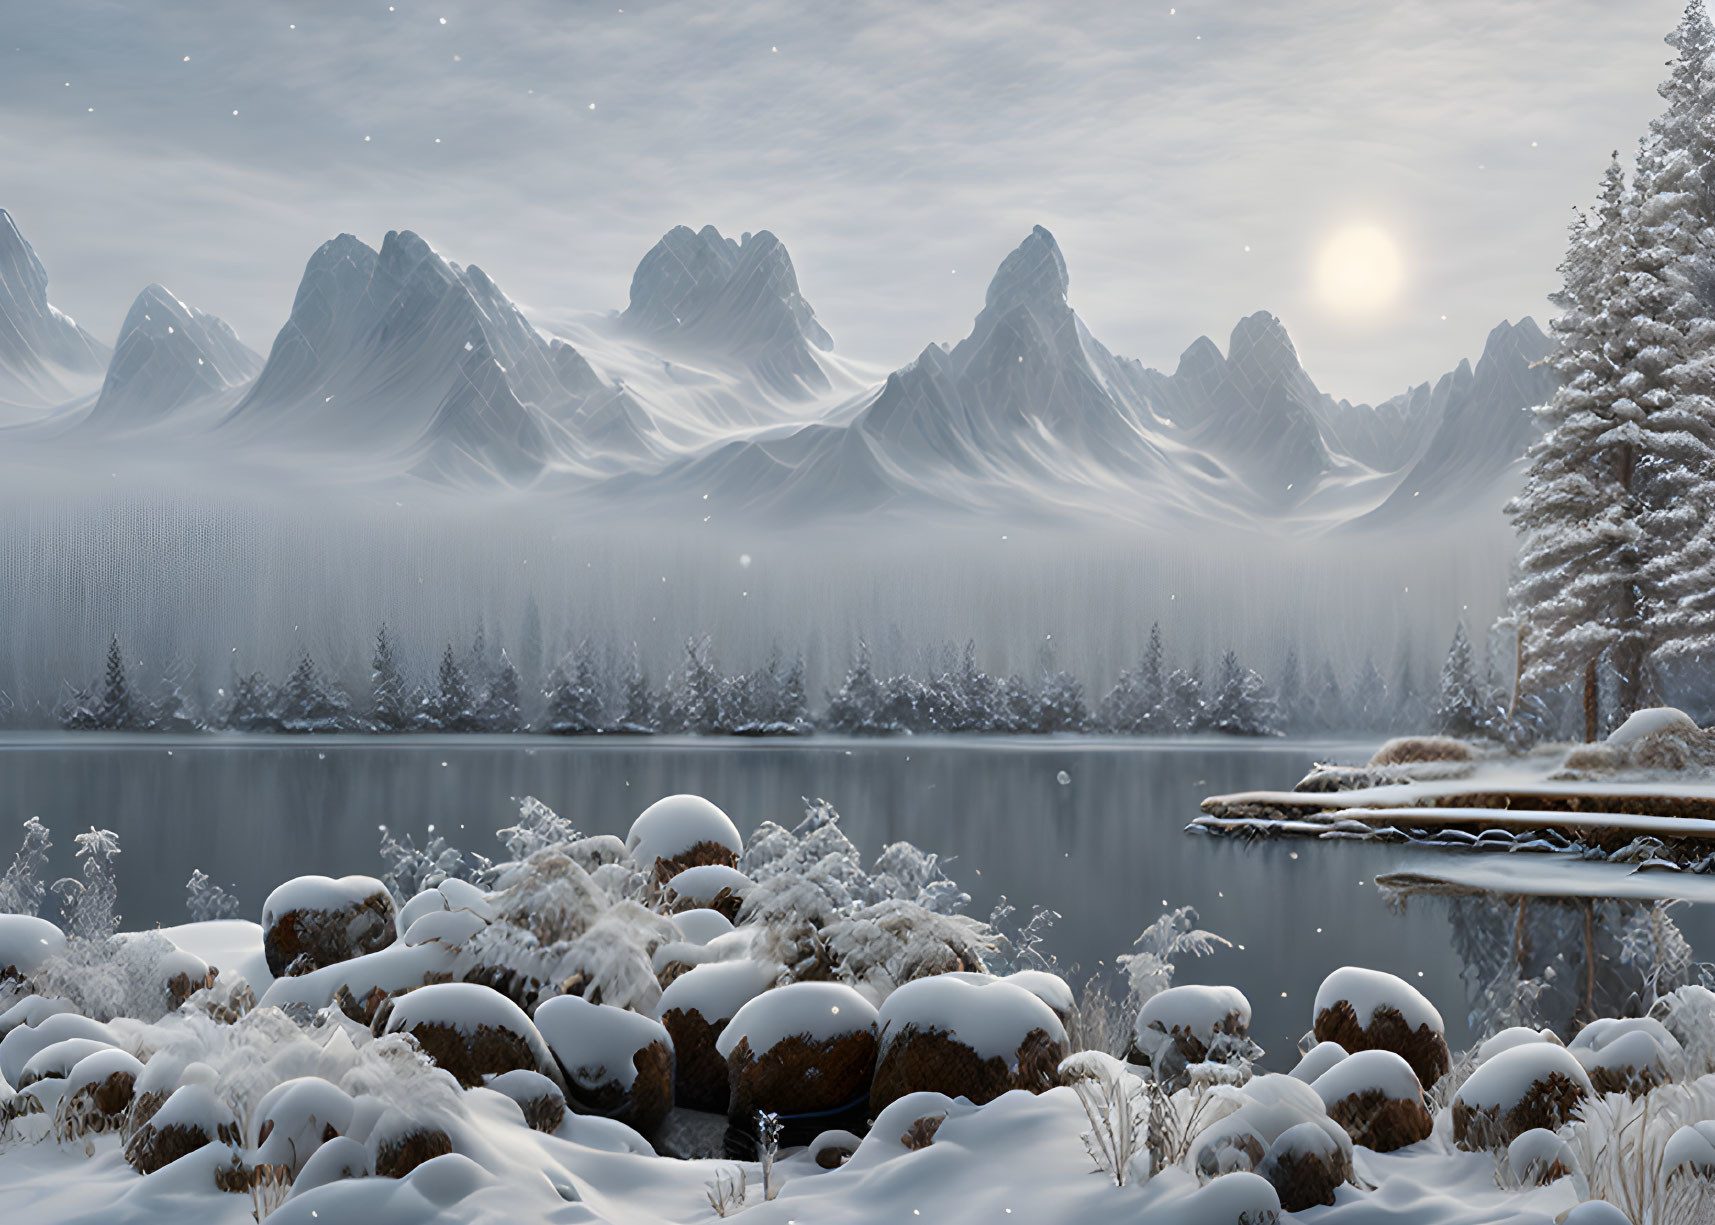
left=3, top=734, right=1711, bottom=1057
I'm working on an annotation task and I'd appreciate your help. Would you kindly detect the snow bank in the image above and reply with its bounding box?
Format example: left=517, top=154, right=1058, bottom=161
left=0, top=914, right=65, bottom=977
left=154, top=918, right=272, bottom=992
left=716, top=981, right=878, bottom=1059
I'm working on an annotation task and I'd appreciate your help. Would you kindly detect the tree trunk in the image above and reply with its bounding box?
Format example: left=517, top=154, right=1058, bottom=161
left=1583, top=657, right=1599, bottom=743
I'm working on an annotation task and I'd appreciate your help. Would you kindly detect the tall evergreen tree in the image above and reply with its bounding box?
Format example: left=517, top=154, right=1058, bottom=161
left=370, top=625, right=410, bottom=732
left=1351, top=656, right=1388, bottom=730
left=96, top=636, right=140, bottom=731
left=279, top=653, right=347, bottom=733
left=428, top=645, right=478, bottom=733
left=1206, top=651, right=1281, bottom=737
left=1276, top=647, right=1304, bottom=733
left=618, top=647, right=656, bottom=733
left=478, top=651, right=523, bottom=733
left=825, top=641, right=887, bottom=734
left=544, top=641, right=606, bottom=734
left=1435, top=623, right=1486, bottom=738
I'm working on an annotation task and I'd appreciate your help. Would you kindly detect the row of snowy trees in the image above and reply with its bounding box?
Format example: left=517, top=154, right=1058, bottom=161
left=1510, top=2, right=1715, bottom=740
left=52, top=622, right=1507, bottom=739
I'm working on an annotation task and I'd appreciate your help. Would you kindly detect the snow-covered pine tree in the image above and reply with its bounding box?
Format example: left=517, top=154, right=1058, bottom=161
left=675, top=637, right=723, bottom=734
left=1435, top=623, right=1486, bottom=738
left=1160, top=667, right=1205, bottom=733
left=824, top=640, right=887, bottom=734
left=278, top=653, right=347, bottom=733
left=543, top=641, right=606, bottom=734
left=369, top=624, right=410, bottom=731
left=96, top=636, right=139, bottom=731
left=1206, top=651, right=1281, bottom=737
left=430, top=644, right=478, bottom=733
left=1508, top=152, right=1642, bottom=738
left=777, top=652, right=809, bottom=731
left=1275, top=647, right=1304, bottom=733
left=1351, top=655, right=1388, bottom=731
left=1311, top=661, right=1345, bottom=733
left=220, top=668, right=279, bottom=732
left=478, top=650, right=524, bottom=732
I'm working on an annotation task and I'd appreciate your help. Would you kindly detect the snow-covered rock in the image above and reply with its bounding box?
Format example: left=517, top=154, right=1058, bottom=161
left=1452, top=1042, right=1593, bottom=1150
left=1608, top=707, right=1699, bottom=746
left=870, top=975, right=1066, bottom=1113
left=1568, top=1016, right=1684, bottom=1095
left=57, top=1046, right=142, bottom=1135
left=260, top=939, right=456, bottom=1025
left=482, top=1068, right=566, bottom=1134
left=381, top=982, right=564, bottom=1092
left=1310, top=1048, right=1432, bottom=1152
left=533, top=994, right=674, bottom=1136
left=0, top=915, right=65, bottom=982
left=1476, top=1026, right=1561, bottom=1064
left=122, top=1082, right=242, bottom=1174
left=0, top=1012, right=117, bottom=1089
left=253, top=1076, right=358, bottom=1175
left=663, top=864, right=750, bottom=920
left=719, top=981, right=879, bottom=1143
left=1313, top=966, right=1450, bottom=1089
left=654, top=958, right=777, bottom=1113
left=626, top=795, right=743, bottom=883
left=1259, top=1118, right=1354, bottom=1211
left=1506, top=1126, right=1578, bottom=1185
left=1130, top=983, right=1254, bottom=1089
left=1189, top=1073, right=1352, bottom=1209
left=263, top=874, right=398, bottom=978
left=1290, top=1040, right=1348, bottom=1083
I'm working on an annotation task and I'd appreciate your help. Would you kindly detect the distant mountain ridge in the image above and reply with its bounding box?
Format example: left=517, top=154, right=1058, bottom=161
left=0, top=208, right=1556, bottom=531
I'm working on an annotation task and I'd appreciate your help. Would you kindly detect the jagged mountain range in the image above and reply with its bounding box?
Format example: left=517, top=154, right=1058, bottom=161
left=0, top=207, right=1555, bottom=530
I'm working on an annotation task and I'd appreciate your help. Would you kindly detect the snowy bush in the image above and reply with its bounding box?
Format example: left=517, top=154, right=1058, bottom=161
left=51, top=828, right=121, bottom=941
left=377, top=824, right=485, bottom=903
left=987, top=895, right=1061, bottom=976
left=184, top=869, right=242, bottom=922
left=1059, top=1050, right=1147, bottom=1186
left=1116, top=906, right=1230, bottom=1013
left=820, top=899, right=995, bottom=994
left=0, top=817, right=52, bottom=917
left=496, top=795, right=582, bottom=862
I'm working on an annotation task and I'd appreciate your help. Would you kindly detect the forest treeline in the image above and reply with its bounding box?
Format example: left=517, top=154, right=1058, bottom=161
left=40, top=620, right=1513, bottom=740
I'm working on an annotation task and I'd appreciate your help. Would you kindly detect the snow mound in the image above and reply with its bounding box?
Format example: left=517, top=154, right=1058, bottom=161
left=656, top=958, right=777, bottom=1025
left=1290, top=1041, right=1348, bottom=1083
left=1476, top=1026, right=1561, bottom=1064
left=0, top=1012, right=117, bottom=1088
left=625, top=795, right=743, bottom=875
left=1146, top=1171, right=1282, bottom=1225
left=0, top=914, right=65, bottom=977
left=1608, top=707, right=1699, bottom=746
left=17, top=1036, right=113, bottom=1086
left=1507, top=1127, right=1577, bottom=1185
left=1310, top=1048, right=1423, bottom=1106
left=1568, top=1016, right=1684, bottom=1091
left=876, top=974, right=1066, bottom=1061
left=716, top=980, right=878, bottom=1059
left=670, top=908, right=735, bottom=945
left=1314, top=967, right=1443, bottom=1034
left=1663, top=1119, right=1715, bottom=1178
left=534, top=994, right=672, bottom=1093
left=404, top=907, right=488, bottom=948
left=1455, top=1043, right=1592, bottom=1110
left=664, top=863, right=750, bottom=904
left=0, top=993, right=73, bottom=1039
left=264, top=873, right=391, bottom=921
left=382, top=982, right=561, bottom=1090
left=253, top=1076, right=358, bottom=1172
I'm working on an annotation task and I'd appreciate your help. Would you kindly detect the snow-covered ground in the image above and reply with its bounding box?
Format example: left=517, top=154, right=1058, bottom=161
left=0, top=789, right=1711, bottom=1223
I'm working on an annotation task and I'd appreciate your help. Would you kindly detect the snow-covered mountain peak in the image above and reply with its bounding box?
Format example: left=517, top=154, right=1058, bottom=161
left=982, top=225, right=1070, bottom=318
left=83, top=283, right=261, bottom=431
left=0, top=208, right=109, bottom=419
left=620, top=223, right=834, bottom=396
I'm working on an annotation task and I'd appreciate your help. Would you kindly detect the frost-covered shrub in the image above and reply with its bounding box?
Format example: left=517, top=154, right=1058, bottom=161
left=987, top=895, right=1060, bottom=976
left=1563, top=1078, right=1715, bottom=1224
left=0, top=817, right=52, bottom=917
left=821, top=900, right=995, bottom=994
left=52, top=828, right=121, bottom=941
left=1116, top=906, right=1230, bottom=1014
left=497, top=795, right=583, bottom=862
left=184, top=869, right=242, bottom=922
left=377, top=824, right=484, bottom=904
left=28, top=930, right=211, bottom=1023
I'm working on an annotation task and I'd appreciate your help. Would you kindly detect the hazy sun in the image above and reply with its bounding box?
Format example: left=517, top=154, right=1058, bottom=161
left=1313, top=224, right=1405, bottom=318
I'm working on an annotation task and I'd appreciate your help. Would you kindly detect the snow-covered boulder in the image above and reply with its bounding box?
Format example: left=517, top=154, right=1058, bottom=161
left=253, top=1077, right=358, bottom=1175
left=1451, top=1042, right=1593, bottom=1150
left=1475, top=1026, right=1561, bottom=1064
left=626, top=794, right=743, bottom=884
left=718, top=981, right=879, bottom=1147
left=664, top=864, right=751, bottom=921
left=1569, top=1016, right=1684, bottom=1096
left=1289, top=1041, right=1348, bottom=1084
left=1189, top=1074, right=1352, bottom=1210
left=1259, top=1119, right=1354, bottom=1211
left=0, top=914, right=65, bottom=982
left=534, top=994, right=675, bottom=1136
left=809, top=1127, right=863, bottom=1169
left=369, top=1105, right=453, bottom=1178
left=869, top=975, right=1066, bottom=1113
left=263, top=874, right=398, bottom=978
left=484, top=1068, right=566, bottom=1134
left=58, top=1047, right=142, bottom=1135
left=1129, top=984, right=1254, bottom=1089
left=655, top=959, right=777, bottom=1113
left=1506, top=1127, right=1577, bottom=1185
left=122, top=1082, right=241, bottom=1174
left=1310, top=1048, right=1432, bottom=1152
left=259, top=937, right=458, bottom=1025
left=1609, top=707, right=1699, bottom=747
left=16, top=1035, right=114, bottom=1088
left=1312, top=967, right=1450, bottom=1089
left=380, top=982, right=564, bottom=1091
left=999, top=970, right=1076, bottom=1024
left=672, top=908, right=736, bottom=946
left=0, top=1011, right=117, bottom=1088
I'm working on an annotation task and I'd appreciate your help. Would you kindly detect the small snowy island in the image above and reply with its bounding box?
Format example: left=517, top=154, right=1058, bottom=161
left=0, top=790, right=1710, bottom=1224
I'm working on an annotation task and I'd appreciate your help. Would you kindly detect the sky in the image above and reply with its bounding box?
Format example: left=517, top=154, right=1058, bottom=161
left=0, top=0, right=1691, bottom=403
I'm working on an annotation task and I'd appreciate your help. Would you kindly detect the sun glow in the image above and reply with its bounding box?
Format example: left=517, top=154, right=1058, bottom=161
left=1313, top=223, right=1405, bottom=319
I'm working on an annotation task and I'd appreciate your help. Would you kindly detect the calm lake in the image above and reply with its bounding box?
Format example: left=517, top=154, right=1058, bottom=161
left=2, top=734, right=1705, bottom=1060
